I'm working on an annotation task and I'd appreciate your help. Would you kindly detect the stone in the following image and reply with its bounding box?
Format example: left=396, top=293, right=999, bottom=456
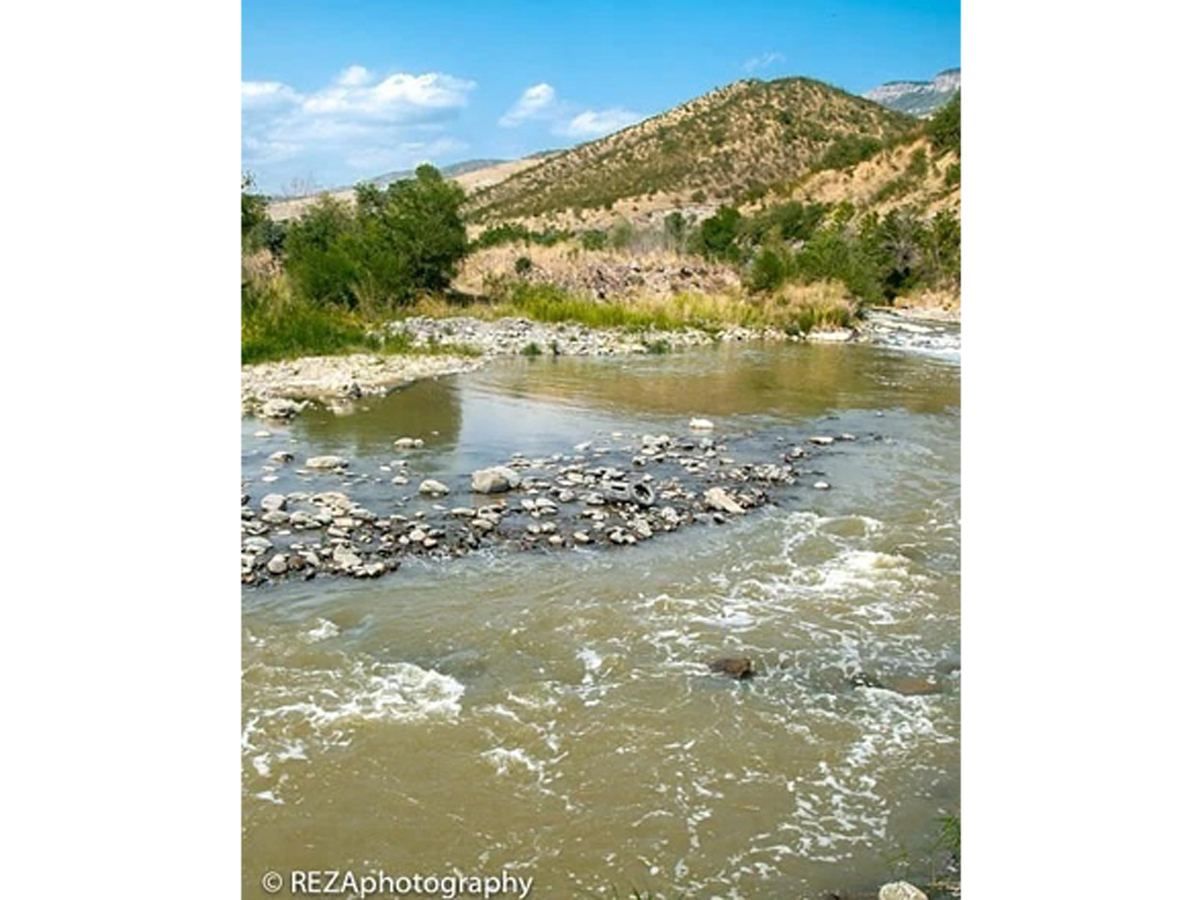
left=393, top=437, right=425, bottom=450
left=260, top=397, right=306, bottom=419
left=813, top=481, right=831, bottom=490
left=689, top=417, right=715, bottom=430
left=708, top=657, right=755, bottom=679
left=808, top=436, right=835, bottom=446
left=266, top=553, right=288, bottom=575
left=418, top=479, right=449, bottom=496
left=878, top=882, right=928, bottom=900
left=260, top=493, right=287, bottom=513
left=703, top=487, right=744, bottom=515
left=305, top=455, right=348, bottom=469
left=471, top=466, right=522, bottom=494
left=888, top=676, right=941, bottom=696
left=267, top=450, right=294, bottom=464
left=573, top=531, right=591, bottom=544
left=332, top=547, right=362, bottom=569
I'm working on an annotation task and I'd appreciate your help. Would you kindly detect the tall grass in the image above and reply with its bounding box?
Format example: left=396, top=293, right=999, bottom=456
left=407, top=280, right=858, bottom=337
left=241, top=273, right=477, bottom=364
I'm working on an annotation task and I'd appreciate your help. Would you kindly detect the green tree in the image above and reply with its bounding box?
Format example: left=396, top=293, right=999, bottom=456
left=282, top=195, right=357, bottom=306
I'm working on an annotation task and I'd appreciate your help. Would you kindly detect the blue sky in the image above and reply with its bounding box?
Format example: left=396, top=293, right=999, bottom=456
left=242, top=0, right=959, bottom=194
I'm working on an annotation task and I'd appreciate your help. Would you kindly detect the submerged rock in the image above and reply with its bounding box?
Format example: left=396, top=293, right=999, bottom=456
left=708, top=657, right=756, bottom=680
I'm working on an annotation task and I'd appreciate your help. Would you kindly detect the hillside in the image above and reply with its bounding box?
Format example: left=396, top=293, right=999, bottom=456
left=266, top=154, right=553, bottom=222
left=468, top=77, right=913, bottom=224
left=864, top=68, right=960, bottom=117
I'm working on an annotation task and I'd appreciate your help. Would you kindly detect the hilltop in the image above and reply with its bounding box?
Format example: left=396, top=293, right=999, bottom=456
left=468, top=77, right=913, bottom=226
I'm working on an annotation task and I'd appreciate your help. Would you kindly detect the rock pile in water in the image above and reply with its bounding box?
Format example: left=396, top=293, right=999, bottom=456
left=240, top=428, right=859, bottom=586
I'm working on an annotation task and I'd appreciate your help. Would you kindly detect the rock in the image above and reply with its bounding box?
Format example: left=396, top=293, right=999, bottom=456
left=266, top=553, right=288, bottom=575
left=391, top=475, right=409, bottom=485
left=260, top=397, right=306, bottom=419
left=850, top=671, right=885, bottom=689
left=703, top=487, right=744, bottom=515
left=708, top=657, right=755, bottom=679
left=878, top=882, right=928, bottom=900
left=573, top=531, right=591, bottom=544
left=305, top=455, right=348, bottom=469
left=689, top=417, right=715, bottom=430
left=808, top=436, right=835, bottom=446
left=260, top=493, right=287, bottom=513
left=331, top=546, right=362, bottom=569
left=393, top=437, right=425, bottom=450
left=808, top=328, right=854, bottom=343
left=813, top=481, right=831, bottom=490
left=418, top=479, right=449, bottom=496
left=471, top=466, right=522, bottom=494
left=267, top=450, right=294, bottom=464
left=887, top=676, right=941, bottom=696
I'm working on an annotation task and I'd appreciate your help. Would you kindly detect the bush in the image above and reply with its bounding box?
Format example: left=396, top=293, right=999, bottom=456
left=663, top=211, right=687, bottom=251
left=514, top=256, right=533, bottom=276
left=579, top=229, right=607, bottom=251
left=746, top=243, right=795, bottom=293
left=927, top=93, right=960, bottom=156
left=688, top=206, right=743, bottom=263
left=814, top=135, right=884, bottom=171
left=608, top=218, right=635, bottom=250
left=740, top=201, right=828, bottom=245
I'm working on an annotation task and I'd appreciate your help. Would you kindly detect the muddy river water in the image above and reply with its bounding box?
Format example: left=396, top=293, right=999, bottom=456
left=243, top=332, right=960, bottom=899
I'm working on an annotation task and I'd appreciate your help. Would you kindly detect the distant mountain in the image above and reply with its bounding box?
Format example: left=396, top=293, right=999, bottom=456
left=469, top=76, right=913, bottom=222
left=365, top=158, right=509, bottom=189
left=864, top=68, right=960, bottom=118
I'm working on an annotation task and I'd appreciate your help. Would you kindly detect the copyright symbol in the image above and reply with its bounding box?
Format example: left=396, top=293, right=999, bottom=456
left=261, top=871, right=283, bottom=893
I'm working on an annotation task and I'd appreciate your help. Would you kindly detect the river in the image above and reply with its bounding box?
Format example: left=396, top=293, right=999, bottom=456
left=242, top=330, right=960, bottom=898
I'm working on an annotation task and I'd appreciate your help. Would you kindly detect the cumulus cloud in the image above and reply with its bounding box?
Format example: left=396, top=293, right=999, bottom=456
left=499, top=83, right=557, bottom=127
left=500, top=83, right=643, bottom=140
left=556, top=107, right=642, bottom=138
left=743, top=51, right=786, bottom=73
left=241, top=65, right=475, bottom=191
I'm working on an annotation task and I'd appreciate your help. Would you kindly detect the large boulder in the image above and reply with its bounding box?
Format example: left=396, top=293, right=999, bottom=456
left=471, top=466, right=522, bottom=494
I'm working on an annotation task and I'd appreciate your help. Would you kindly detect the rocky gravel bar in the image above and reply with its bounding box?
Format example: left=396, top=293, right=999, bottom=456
left=242, top=316, right=858, bottom=419
left=241, top=428, right=861, bottom=587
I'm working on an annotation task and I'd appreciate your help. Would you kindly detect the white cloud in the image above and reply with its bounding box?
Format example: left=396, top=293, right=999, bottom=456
left=499, top=82, right=557, bottom=127
left=557, top=107, right=642, bottom=138
left=241, top=65, right=476, bottom=191
left=743, top=51, right=786, bottom=73
left=336, top=65, right=372, bottom=87
left=500, top=83, right=643, bottom=140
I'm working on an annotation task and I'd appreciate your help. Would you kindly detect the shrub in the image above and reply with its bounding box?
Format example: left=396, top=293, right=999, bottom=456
left=746, top=243, right=795, bottom=293
left=688, top=206, right=743, bottom=263
left=514, top=256, right=533, bottom=276
left=609, top=218, right=635, bottom=250
left=927, top=92, right=960, bottom=156
left=282, top=195, right=358, bottom=306
left=521, top=341, right=542, bottom=356
left=663, top=211, right=687, bottom=250
left=579, top=229, right=607, bottom=250
left=814, top=134, right=884, bottom=171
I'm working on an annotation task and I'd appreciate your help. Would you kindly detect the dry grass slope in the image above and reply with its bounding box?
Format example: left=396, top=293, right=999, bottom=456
left=469, top=78, right=913, bottom=223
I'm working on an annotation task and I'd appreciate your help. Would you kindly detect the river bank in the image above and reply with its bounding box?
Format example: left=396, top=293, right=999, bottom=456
left=244, top=306, right=962, bottom=416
